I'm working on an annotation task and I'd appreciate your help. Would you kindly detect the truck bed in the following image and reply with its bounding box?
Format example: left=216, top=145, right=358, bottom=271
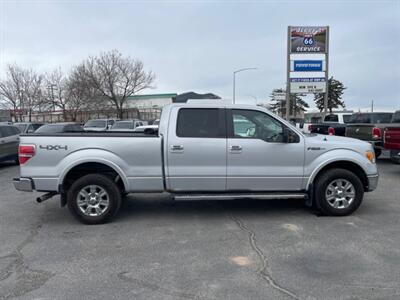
left=19, top=132, right=164, bottom=192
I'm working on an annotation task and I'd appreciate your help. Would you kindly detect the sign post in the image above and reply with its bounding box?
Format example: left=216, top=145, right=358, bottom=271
left=286, top=26, right=329, bottom=120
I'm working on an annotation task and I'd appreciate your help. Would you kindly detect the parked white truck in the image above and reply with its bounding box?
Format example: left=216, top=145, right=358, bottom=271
left=14, top=102, right=379, bottom=224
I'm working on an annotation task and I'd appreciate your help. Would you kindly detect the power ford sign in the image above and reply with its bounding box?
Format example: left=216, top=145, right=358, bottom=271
left=293, top=60, right=323, bottom=72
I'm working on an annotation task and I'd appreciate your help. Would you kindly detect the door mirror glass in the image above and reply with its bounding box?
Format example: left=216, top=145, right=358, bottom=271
left=283, top=127, right=300, bottom=143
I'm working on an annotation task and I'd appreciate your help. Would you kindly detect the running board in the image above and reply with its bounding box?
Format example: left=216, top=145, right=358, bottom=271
left=173, top=193, right=307, bottom=201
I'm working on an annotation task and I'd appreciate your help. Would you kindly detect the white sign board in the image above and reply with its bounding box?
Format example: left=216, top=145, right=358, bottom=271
left=290, top=81, right=326, bottom=93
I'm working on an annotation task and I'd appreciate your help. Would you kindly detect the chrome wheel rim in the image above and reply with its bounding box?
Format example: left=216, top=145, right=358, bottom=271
left=325, top=179, right=355, bottom=209
left=77, top=185, right=109, bottom=217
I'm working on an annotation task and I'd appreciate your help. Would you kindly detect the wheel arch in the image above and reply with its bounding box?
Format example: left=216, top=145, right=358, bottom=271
left=60, top=160, right=128, bottom=195
left=307, top=160, right=369, bottom=192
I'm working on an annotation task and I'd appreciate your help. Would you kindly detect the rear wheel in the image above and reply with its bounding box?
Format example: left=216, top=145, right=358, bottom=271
left=67, top=174, right=121, bottom=224
left=314, top=168, right=364, bottom=216
left=374, top=148, right=382, bottom=159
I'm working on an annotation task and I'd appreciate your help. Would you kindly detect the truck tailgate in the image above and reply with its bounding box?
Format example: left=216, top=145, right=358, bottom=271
left=385, top=127, right=400, bottom=150
left=345, top=124, right=373, bottom=141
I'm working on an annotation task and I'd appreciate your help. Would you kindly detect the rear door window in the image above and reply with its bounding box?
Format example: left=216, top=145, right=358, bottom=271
left=176, top=108, right=224, bottom=138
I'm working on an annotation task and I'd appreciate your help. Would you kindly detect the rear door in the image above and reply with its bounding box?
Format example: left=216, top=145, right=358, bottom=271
left=166, top=107, right=227, bottom=191
left=226, top=109, right=305, bottom=191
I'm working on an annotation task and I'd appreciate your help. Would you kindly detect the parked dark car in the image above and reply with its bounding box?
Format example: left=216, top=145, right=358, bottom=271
left=0, top=125, right=20, bottom=164
left=310, top=113, right=353, bottom=136
left=14, top=122, right=45, bottom=134
left=345, top=112, right=397, bottom=158
left=34, top=123, right=83, bottom=134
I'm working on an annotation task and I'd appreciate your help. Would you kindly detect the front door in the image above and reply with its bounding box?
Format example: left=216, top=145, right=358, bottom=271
left=166, top=107, right=227, bottom=191
left=226, top=109, right=305, bottom=191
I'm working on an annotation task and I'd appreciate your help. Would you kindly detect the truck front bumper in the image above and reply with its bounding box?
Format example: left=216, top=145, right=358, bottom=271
left=367, top=174, right=379, bottom=192
left=13, top=177, right=34, bottom=192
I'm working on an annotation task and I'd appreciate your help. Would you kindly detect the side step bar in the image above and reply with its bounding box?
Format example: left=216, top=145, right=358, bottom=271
left=173, top=193, right=307, bottom=201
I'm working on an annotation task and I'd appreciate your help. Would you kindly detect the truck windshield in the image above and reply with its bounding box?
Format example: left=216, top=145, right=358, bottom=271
left=324, top=115, right=338, bottom=122
left=348, top=113, right=392, bottom=124
left=35, top=124, right=65, bottom=133
left=343, top=115, right=351, bottom=123
left=14, top=124, right=27, bottom=132
left=392, top=111, right=400, bottom=123
left=112, top=121, right=134, bottom=129
left=84, top=120, right=106, bottom=128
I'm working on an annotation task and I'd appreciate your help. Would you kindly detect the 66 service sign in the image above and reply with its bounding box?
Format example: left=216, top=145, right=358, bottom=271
left=290, top=26, right=328, bottom=53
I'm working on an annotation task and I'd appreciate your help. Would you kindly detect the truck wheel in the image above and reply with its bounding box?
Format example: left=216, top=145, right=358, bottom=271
left=374, top=148, right=382, bottom=159
left=314, top=169, right=364, bottom=216
left=390, top=150, right=400, bottom=164
left=67, top=174, right=122, bottom=224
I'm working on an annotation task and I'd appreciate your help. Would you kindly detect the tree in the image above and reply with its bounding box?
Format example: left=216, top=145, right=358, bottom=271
left=0, top=64, right=44, bottom=121
left=269, top=88, right=309, bottom=117
left=77, top=50, right=155, bottom=118
left=314, top=77, right=346, bottom=113
left=65, top=65, right=100, bottom=121
left=44, top=68, right=68, bottom=119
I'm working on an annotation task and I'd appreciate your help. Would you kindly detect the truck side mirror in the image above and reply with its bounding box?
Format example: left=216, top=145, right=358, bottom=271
left=283, top=128, right=300, bottom=143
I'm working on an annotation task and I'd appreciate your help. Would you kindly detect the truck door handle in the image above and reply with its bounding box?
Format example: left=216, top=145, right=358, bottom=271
left=171, top=145, right=184, bottom=152
left=229, top=145, right=242, bottom=152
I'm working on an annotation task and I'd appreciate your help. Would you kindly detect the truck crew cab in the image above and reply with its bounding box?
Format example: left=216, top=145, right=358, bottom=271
left=14, top=101, right=379, bottom=224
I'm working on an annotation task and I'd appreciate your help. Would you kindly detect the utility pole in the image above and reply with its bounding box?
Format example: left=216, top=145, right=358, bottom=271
left=286, top=27, right=291, bottom=120
left=323, top=27, right=330, bottom=117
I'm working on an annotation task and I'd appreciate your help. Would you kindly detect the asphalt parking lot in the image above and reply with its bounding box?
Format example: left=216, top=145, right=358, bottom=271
left=0, top=156, right=399, bottom=300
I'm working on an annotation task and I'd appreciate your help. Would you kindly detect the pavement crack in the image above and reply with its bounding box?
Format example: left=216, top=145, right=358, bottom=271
left=0, top=218, right=54, bottom=299
left=229, top=215, right=300, bottom=300
left=117, top=271, right=206, bottom=300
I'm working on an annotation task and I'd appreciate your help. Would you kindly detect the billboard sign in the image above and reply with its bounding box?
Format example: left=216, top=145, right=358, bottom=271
left=290, top=26, right=327, bottom=53
left=290, top=81, right=326, bottom=93
left=292, top=60, right=323, bottom=72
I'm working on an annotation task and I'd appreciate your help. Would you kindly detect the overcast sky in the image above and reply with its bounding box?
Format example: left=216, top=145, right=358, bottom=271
left=1, top=0, right=399, bottom=110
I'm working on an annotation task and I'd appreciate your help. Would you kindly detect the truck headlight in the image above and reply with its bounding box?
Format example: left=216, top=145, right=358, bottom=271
left=366, top=150, right=376, bottom=164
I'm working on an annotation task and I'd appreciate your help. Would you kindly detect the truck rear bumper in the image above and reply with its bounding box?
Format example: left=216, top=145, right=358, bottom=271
left=367, top=174, right=379, bottom=192
left=13, top=177, right=34, bottom=192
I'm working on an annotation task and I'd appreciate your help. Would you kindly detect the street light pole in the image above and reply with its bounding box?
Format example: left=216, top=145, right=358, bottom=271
left=233, top=67, right=257, bottom=104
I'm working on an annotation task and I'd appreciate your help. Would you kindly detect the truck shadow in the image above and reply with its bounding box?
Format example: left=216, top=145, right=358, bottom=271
left=117, top=196, right=309, bottom=221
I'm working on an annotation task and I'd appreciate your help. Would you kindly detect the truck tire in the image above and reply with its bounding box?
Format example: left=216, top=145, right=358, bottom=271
left=390, top=150, right=400, bottom=164
left=67, top=174, right=122, bottom=224
left=314, top=168, right=364, bottom=216
left=374, top=148, right=382, bottom=159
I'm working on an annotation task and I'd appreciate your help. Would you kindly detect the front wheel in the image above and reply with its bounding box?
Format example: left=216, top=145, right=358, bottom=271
left=67, top=174, right=122, bottom=224
left=314, top=168, right=364, bottom=216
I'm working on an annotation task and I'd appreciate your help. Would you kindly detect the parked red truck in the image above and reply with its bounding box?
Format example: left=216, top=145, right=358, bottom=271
left=384, top=127, right=400, bottom=164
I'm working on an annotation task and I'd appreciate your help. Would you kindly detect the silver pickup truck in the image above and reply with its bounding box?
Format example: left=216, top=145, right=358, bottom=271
left=13, top=102, right=379, bottom=224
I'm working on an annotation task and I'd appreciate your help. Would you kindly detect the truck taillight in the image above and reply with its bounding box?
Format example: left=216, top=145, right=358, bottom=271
left=372, top=127, right=381, bottom=139
left=19, top=144, right=36, bottom=165
left=328, top=127, right=335, bottom=135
